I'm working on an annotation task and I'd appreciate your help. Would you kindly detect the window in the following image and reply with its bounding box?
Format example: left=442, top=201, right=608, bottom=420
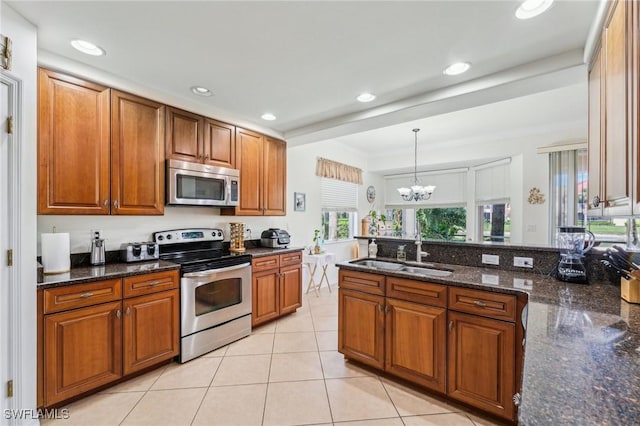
left=479, top=203, right=510, bottom=242
left=391, top=207, right=467, bottom=241
left=320, top=178, right=358, bottom=242
left=418, top=207, right=467, bottom=241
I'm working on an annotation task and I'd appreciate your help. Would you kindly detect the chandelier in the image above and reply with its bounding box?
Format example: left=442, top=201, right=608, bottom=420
left=397, top=128, right=436, bottom=202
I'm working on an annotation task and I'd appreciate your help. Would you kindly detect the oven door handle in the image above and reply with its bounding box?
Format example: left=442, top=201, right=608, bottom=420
left=182, top=262, right=251, bottom=278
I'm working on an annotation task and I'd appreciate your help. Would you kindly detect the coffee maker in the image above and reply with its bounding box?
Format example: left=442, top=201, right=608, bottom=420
left=556, top=226, right=596, bottom=283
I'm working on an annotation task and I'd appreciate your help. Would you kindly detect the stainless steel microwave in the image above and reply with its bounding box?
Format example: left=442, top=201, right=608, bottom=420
left=167, top=159, right=240, bottom=207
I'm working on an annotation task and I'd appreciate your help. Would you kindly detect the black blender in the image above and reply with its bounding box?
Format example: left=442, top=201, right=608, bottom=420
left=556, top=226, right=596, bottom=283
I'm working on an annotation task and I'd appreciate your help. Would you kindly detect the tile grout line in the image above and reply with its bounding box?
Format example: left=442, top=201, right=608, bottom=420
left=117, top=364, right=169, bottom=426
left=260, top=320, right=277, bottom=426
left=378, top=376, right=406, bottom=424
left=188, top=356, right=224, bottom=425
left=313, top=315, right=335, bottom=425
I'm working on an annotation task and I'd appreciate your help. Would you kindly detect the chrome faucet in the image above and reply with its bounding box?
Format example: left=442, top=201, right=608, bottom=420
left=414, top=219, right=429, bottom=262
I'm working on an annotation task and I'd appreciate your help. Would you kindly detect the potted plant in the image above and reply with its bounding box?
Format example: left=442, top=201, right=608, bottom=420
left=313, top=229, right=322, bottom=254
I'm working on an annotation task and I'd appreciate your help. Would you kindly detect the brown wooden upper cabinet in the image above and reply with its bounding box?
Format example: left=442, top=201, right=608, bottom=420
left=165, top=106, right=235, bottom=169
left=223, top=128, right=286, bottom=216
left=588, top=0, right=634, bottom=216
left=38, top=69, right=165, bottom=215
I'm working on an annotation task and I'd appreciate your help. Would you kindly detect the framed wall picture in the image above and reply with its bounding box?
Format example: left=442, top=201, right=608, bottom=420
left=294, top=192, right=306, bottom=211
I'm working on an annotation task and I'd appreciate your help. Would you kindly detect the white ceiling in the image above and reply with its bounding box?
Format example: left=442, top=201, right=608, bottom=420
left=7, top=0, right=601, bottom=171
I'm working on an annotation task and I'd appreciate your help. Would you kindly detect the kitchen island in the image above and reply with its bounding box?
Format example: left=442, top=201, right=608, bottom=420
left=337, top=259, right=640, bottom=425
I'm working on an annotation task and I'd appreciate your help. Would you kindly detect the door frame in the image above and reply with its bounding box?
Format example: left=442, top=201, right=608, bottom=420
left=1, top=70, right=26, bottom=424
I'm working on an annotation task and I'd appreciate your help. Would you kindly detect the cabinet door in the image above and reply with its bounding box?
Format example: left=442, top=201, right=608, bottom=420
left=263, top=137, right=287, bottom=215
left=252, top=269, right=280, bottom=326
left=338, top=289, right=384, bottom=369
left=603, top=0, right=632, bottom=214
left=111, top=90, right=165, bottom=215
left=385, top=298, right=446, bottom=393
left=234, top=128, right=264, bottom=215
left=123, top=289, right=179, bottom=375
left=447, top=311, right=515, bottom=421
left=38, top=68, right=110, bottom=214
left=44, top=301, right=122, bottom=405
left=280, top=264, right=302, bottom=315
left=204, top=118, right=235, bottom=168
left=588, top=48, right=604, bottom=216
left=165, top=107, right=204, bottom=162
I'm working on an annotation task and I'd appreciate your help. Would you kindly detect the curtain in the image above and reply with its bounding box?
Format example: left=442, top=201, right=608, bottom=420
left=315, top=157, right=363, bottom=185
left=549, top=149, right=587, bottom=242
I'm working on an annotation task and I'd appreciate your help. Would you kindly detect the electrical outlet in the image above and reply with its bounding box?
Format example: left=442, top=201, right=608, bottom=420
left=482, top=254, right=500, bottom=265
left=482, top=274, right=500, bottom=285
left=513, top=257, right=534, bottom=268
left=513, top=278, right=533, bottom=289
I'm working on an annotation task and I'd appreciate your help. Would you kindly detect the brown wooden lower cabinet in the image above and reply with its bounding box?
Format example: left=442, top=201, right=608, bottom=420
left=338, top=270, right=522, bottom=422
left=338, top=288, right=385, bottom=369
left=385, top=298, right=446, bottom=393
left=38, top=270, right=180, bottom=408
left=251, top=252, right=302, bottom=327
left=123, top=289, right=180, bottom=375
left=44, top=301, right=123, bottom=405
left=447, top=310, right=515, bottom=420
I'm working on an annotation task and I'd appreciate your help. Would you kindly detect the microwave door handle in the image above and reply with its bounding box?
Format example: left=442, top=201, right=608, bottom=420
left=226, top=176, right=232, bottom=205
left=183, top=262, right=251, bottom=278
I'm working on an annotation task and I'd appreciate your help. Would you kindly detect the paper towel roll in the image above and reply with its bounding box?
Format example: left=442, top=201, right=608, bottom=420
left=41, top=232, right=70, bottom=274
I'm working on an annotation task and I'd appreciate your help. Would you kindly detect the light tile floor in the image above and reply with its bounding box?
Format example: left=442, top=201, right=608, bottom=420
left=42, top=285, right=503, bottom=426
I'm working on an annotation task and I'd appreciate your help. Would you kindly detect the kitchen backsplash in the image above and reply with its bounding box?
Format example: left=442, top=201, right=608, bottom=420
left=37, top=206, right=290, bottom=255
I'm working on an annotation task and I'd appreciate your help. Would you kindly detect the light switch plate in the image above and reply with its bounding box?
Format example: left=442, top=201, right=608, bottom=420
left=514, top=257, right=534, bottom=268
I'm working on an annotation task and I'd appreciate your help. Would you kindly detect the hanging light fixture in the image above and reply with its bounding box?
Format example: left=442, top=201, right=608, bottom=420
left=397, top=128, right=436, bottom=202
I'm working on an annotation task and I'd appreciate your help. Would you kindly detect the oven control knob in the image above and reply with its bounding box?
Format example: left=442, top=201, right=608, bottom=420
left=166, top=234, right=172, bottom=240
left=217, top=230, right=223, bottom=237
left=211, top=231, right=216, bottom=237
left=157, top=235, right=164, bottom=241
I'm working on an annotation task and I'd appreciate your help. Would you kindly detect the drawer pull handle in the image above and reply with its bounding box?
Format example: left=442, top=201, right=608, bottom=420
left=115, top=309, right=121, bottom=319
left=473, top=300, right=487, bottom=307
left=378, top=304, right=384, bottom=313
left=449, top=321, right=454, bottom=331
left=126, top=307, right=131, bottom=316
left=80, top=292, right=94, bottom=299
left=148, top=280, right=161, bottom=286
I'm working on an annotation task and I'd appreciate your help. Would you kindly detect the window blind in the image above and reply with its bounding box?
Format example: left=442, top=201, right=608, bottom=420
left=474, top=159, right=511, bottom=203
left=321, top=178, right=358, bottom=211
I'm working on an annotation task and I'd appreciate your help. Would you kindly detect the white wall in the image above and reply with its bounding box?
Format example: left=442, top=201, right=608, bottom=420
left=1, top=1, right=38, bottom=420
left=287, top=139, right=384, bottom=284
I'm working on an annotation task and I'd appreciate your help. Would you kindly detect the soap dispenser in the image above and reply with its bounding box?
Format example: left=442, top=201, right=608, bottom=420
left=368, top=239, right=378, bottom=258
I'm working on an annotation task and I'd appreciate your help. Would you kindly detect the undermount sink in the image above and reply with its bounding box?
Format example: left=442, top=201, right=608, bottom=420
left=351, top=260, right=404, bottom=270
left=397, top=266, right=453, bottom=277
left=350, top=259, right=453, bottom=277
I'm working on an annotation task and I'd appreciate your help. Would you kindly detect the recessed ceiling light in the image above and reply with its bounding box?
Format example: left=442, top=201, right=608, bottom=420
left=356, top=93, right=376, bottom=103
left=515, top=0, right=554, bottom=19
left=261, top=113, right=276, bottom=121
left=190, top=86, right=212, bottom=97
left=70, top=39, right=105, bottom=56
left=443, top=62, right=471, bottom=76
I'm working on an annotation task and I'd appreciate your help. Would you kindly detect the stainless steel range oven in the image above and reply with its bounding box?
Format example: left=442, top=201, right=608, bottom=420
left=154, top=228, right=252, bottom=362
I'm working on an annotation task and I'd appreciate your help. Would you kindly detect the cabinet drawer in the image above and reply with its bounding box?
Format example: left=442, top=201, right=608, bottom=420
left=123, top=270, right=179, bottom=298
left=252, top=255, right=280, bottom=272
left=339, top=269, right=385, bottom=296
left=44, top=279, right=122, bottom=314
left=280, top=251, right=302, bottom=267
left=448, top=287, right=516, bottom=322
left=387, top=277, right=447, bottom=308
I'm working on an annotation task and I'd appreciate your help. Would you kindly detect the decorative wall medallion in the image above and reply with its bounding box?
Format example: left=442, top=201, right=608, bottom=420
left=528, top=187, right=545, bottom=205
left=366, top=185, right=376, bottom=203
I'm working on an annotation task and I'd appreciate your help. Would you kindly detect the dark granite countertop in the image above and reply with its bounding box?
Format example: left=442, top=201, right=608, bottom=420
left=243, top=246, right=304, bottom=257
left=338, top=257, right=640, bottom=425
left=37, top=260, right=180, bottom=290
